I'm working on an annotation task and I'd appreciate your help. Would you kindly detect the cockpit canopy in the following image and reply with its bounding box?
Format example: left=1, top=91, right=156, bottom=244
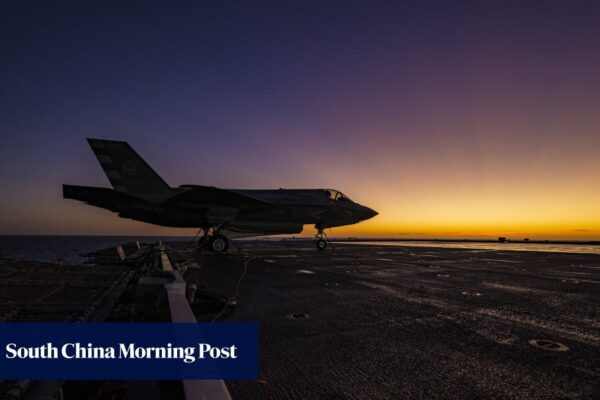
left=326, top=189, right=352, bottom=202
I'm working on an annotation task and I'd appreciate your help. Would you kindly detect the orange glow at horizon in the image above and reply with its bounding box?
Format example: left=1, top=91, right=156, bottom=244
left=2, top=1, right=600, bottom=240
left=3, top=138, right=600, bottom=241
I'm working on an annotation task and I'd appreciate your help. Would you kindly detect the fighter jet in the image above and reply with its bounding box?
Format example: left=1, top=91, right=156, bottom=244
left=63, top=139, right=378, bottom=251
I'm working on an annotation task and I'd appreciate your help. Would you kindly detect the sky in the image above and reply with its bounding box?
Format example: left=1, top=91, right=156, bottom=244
left=1, top=1, right=600, bottom=239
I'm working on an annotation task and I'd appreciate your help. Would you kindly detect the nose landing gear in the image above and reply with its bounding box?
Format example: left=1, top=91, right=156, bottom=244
left=315, top=229, right=331, bottom=250
left=316, top=238, right=327, bottom=250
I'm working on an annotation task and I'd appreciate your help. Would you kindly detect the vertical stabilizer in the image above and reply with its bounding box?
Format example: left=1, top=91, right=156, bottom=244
left=87, top=139, right=172, bottom=197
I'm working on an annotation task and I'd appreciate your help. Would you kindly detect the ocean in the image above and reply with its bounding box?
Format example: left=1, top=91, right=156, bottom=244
left=341, top=240, right=600, bottom=255
left=1, top=236, right=599, bottom=265
left=0, top=235, right=191, bottom=265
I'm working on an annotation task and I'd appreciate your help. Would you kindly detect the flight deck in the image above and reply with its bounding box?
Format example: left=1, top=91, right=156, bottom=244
left=186, top=241, right=600, bottom=399
left=1, top=240, right=599, bottom=399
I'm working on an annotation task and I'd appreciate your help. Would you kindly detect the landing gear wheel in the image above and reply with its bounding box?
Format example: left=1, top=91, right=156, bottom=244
left=316, top=239, right=327, bottom=250
left=208, top=234, right=229, bottom=252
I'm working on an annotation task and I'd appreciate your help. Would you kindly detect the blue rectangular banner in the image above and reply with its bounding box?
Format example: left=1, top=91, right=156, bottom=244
left=0, top=323, right=258, bottom=380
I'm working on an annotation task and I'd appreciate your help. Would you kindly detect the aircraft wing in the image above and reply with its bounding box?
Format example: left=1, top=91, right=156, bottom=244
left=166, top=185, right=270, bottom=210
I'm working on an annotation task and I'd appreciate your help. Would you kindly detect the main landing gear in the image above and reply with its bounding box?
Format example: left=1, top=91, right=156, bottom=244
left=196, top=227, right=230, bottom=253
left=208, top=234, right=229, bottom=253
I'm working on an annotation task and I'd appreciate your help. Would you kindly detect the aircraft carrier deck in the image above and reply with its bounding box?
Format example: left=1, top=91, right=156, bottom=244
left=2, top=240, right=600, bottom=399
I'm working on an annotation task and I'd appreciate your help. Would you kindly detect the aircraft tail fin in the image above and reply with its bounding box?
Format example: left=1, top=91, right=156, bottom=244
left=87, top=139, right=173, bottom=197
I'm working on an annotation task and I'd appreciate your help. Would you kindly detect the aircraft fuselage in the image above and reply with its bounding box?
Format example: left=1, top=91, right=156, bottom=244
left=63, top=139, right=378, bottom=249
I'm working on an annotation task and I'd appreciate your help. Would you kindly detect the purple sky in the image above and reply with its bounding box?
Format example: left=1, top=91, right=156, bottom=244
left=1, top=1, right=600, bottom=238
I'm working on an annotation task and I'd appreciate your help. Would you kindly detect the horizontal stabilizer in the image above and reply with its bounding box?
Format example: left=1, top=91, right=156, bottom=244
left=63, top=184, right=146, bottom=212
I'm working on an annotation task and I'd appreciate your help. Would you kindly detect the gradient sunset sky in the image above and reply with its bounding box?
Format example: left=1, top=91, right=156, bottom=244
left=1, top=1, right=599, bottom=239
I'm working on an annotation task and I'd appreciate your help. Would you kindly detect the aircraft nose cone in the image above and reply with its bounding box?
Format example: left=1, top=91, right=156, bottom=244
left=362, top=207, right=378, bottom=220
